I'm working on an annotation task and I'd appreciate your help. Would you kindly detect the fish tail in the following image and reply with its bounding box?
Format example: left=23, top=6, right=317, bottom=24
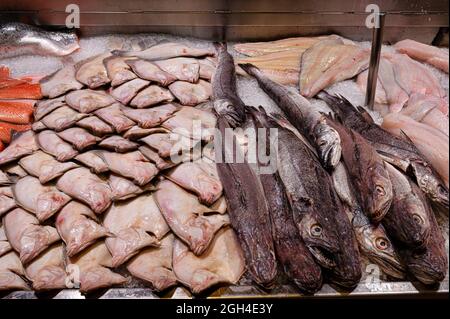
left=213, top=42, right=227, bottom=53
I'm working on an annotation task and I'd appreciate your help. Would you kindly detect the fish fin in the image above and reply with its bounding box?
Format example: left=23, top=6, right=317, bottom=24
left=399, top=129, right=415, bottom=145
left=356, top=106, right=375, bottom=124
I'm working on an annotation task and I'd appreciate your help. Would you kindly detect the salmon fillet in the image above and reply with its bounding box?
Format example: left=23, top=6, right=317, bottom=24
left=0, top=122, right=31, bottom=143
left=0, top=82, right=42, bottom=99
left=0, top=100, right=35, bottom=124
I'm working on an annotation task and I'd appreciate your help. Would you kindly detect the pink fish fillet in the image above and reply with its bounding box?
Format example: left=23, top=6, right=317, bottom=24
left=394, top=39, right=449, bottom=74
left=382, top=113, right=449, bottom=187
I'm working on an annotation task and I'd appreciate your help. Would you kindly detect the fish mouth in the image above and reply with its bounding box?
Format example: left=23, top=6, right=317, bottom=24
left=315, top=124, right=342, bottom=170
left=369, top=200, right=391, bottom=223
left=408, top=262, right=446, bottom=286
left=307, top=245, right=336, bottom=269
left=367, top=254, right=406, bottom=280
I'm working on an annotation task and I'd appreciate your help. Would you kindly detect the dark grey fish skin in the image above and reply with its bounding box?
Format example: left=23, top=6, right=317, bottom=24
left=273, top=115, right=340, bottom=270
left=399, top=201, right=448, bottom=286
left=326, top=117, right=393, bottom=224
left=0, top=23, right=79, bottom=58
left=215, top=116, right=278, bottom=288
left=239, top=63, right=341, bottom=170
left=383, top=163, right=432, bottom=249
left=211, top=43, right=247, bottom=127
left=249, top=107, right=323, bottom=294
left=332, top=162, right=405, bottom=280
left=319, top=92, right=449, bottom=210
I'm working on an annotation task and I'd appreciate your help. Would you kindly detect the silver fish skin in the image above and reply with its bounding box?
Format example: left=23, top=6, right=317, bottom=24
left=211, top=43, right=247, bottom=127
left=332, top=162, right=405, bottom=279
left=0, top=23, right=79, bottom=58
left=319, top=92, right=449, bottom=210
left=239, top=63, right=341, bottom=170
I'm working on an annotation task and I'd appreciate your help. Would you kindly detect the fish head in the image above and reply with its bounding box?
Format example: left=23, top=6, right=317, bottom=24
left=365, top=163, right=393, bottom=223
left=313, top=120, right=342, bottom=170
left=404, top=246, right=448, bottom=285
left=355, top=219, right=405, bottom=279
left=411, top=161, right=449, bottom=209
left=298, top=213, right=339, bottom=269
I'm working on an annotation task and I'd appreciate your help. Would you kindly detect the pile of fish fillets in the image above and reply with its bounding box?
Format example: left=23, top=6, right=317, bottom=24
left=212, top=42, right=448, bottom=294
left=0, top=42, right=246, bottom=294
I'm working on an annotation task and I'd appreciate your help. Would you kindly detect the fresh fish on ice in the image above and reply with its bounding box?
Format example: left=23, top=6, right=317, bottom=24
left=103, top=56, right=137, bottom=87
left=56, top=167, right=112, bottom=214
left=129, top=85, right=175, bottom=108
left=40, top=105, right=88, bottom=131
left=0, top=22, right=79, bottom=58
left=57, top=127, right=100, bottom=151
left=74, top=150, right=109, bottom=174
left=39, top=65, right=83, bottom=98
left=34, top=96, right=66, bottom=121
left=108, top=174, right=152, bottom=201
left=66, top=89, right=115, bottom=113
left=75, top=53, right=111, bottom=89
left=37, top=130, right=79, bottom=161
left=0, top=130, right=38, bottom=166
left=94, top=103, right=136, bottom=133
left=198, top=57, right=216, bottom=80
left=19, top=150, right=79, bottom=184
left=168, top=80, right=212, bottom=106
left=0, top=251, right=29, bottom=291
left=121, top=103, right=178, bottom=128
left=154, top=58, right=200, bottom=83
left=56, top=201, right=109, bottom=257
left=126, top=59, right=176, bottom=86
left=76, top=116, right=114, bottom=136
left=0, top=224, right=12, bottom=257
left=124, top=126, right=170, bottom=141
left=172, top=227, right=244, bottom=294
left=140, top=132, right=199, bottom=159
left=0, top=194, right=16, bottom=216
left=98, top=135, right=139, bottom=153
left=3, top=208, right=60, bottom=264
left=138, top=145, right=177, bottom=171
left=110, top=78, right=149, bottom=105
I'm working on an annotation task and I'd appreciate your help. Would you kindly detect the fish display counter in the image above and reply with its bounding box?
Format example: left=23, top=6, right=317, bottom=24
left=0, top=0, right=449, bottom=299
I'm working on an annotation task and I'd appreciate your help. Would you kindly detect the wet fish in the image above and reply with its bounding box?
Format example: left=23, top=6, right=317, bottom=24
left=57, top=127, right=100, bottom=151
left=124, top=126, right=170, bottom=141
left=74, top=151, right=109, bottom=174
left=94, top=103, right=136, bottom=133
left=0, top=130, right=39, bottom=166
left=108, top=174, right=152, bottom=201
left=66, top=89, right=115, bottom=113
left=12, top=176, right=71, bottom=222
left=0, top=251, right=29, bottom=291
left=125, top=59, right=176, bottom=86
left=212, top=43, right=247, bottom=127
left=249, top=108, right=323, bottom=293
left=214, top=116, right=277, bottom=288
left=2, top=162, right=27, bottom=178
left=40, top=106, right=88, bottom=131
left=103, top=56, right=137, bottom=87
left=98, top=135, right=139, bottom=153
left=198, top=57, right=216, bottom=80
left=332, top=162, right=405, bottom=279
left=37, top=130, right=79, bottom=161
left=383, top=163, right=432, bottom=249
left=130, top=85, right=175, bottom=108
left=272, top=115, right=340, bottom=270
left=0, top=170, right=11, bottom=186
left=56, top=201, right=109, bottom=257
left=40, top=65, right=83, bottom=98
left=0, top=100, right=34, bottom=124
left=56, top=167, right=112, bottom=214
left=19, top=150, right=79, bottom=184
left=0, top=23, right=79, bottom=58
left=67, top=241, right=126, bottom=293
left=319, top=92, right=449, bottom=209
left=97, top=151, right=158, bottom=186
left=34, top=96, right=65, bottom=121
left=127, top=233, right=178, bottom=291
left=154, top=179, right=229, bottom=256
left=31, top=121, right=46, bottom=132
left=103, top=194, right=168, bottom=266
left=154, top=58, right=200, bottom=83
left=25, top=243, right=66, bottom=291
left=326, top=117, right=393, bottom=223
left=0, top=193, right=16, bottom=216
left=0, top=122, right=31, bottom=144
left=112, top=42, right=214, bottom=60
left=0, top=224, right=12, bottom=257
left=3, top=208, right=60, bottom=264
left=75, top=53, right=111, bottom=89
left=172, top=227, right=245, bottom=294
left=110, top=78, right=149, bottom=105
left=299, top=38, right=369, bottom=97
left=240, top=63, right=341, bottom=169
left=76, top=116, right=114, bottom=136
left=164, top=161, right=223, bottom=206
left=138, top=145, right=177, bottom=171
left=140, top=132, right=199, bottom=159
left=382, top=113, right=449, bottom=188
left=168, top=80, right=212, bottom=106
left=121, top=103, right=178, bottom=128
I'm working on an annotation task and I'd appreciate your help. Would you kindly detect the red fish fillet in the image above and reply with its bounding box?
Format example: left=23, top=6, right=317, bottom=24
left=0, top=83, right=42, bottom=99
left=0, top=140, right=4, bottom=151
left=0, top=66, right=10, bottom=79
left=0, top=122, right=31, bottom=143
left=0, top=100, right=35, bottom=124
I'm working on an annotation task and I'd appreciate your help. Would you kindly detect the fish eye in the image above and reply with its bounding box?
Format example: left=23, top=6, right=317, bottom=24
left=438, top=185, right=448, bottom=196
left=311, top=224, right=323, bottom=237
left=375, top=185, right=385, bottom=196
left=412, top=214, right=423, bottom=225
left=375, top=237, right=389, bottom=250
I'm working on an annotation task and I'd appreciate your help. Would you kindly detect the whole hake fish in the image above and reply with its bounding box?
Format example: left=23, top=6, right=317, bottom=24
left=326, top=117, right=393, bottom=223
left=240, top=63, right=341, bottom=170
left=249, top=107, right=323, bottom=294
left=332, top=162, right=405, bottom=279
left=215, top=116, right=278, bottom=288
left=0, top=23, right=79, bottom=58
left=212, top=43, right=247, bottom=127
left=319, top=92, right=449, bottom=209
